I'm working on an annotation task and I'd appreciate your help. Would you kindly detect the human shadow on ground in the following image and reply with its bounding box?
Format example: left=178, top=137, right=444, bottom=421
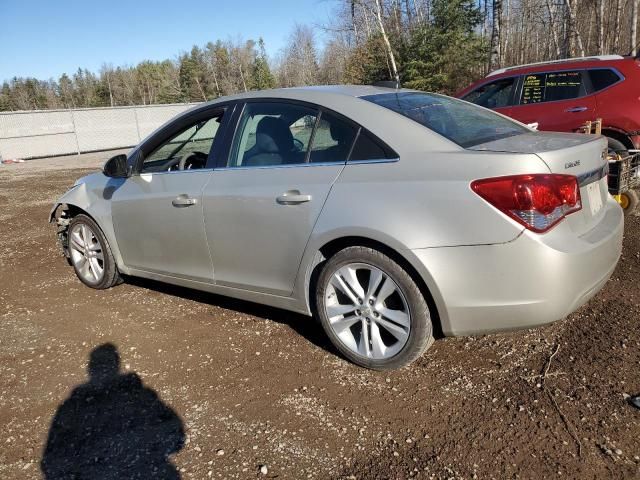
left=41, top=343, right=185, bottom=480
left=124, top=275, right=338, bottom=356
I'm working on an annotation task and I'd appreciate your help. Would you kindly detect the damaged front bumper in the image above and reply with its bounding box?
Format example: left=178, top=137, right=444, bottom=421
left=50, top=203, right=72, bottom=261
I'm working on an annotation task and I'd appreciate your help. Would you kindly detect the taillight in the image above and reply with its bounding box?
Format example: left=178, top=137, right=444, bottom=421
left=471, top=174, right=582, bottom=233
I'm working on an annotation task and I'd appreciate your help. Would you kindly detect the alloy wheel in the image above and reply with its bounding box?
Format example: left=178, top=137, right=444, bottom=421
left=68, top=223, right=105, bottom=284
left=324, top=263, right=411, bottom=360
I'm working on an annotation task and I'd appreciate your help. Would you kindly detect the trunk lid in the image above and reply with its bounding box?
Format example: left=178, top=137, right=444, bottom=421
left=469, top=132, right=609, bottom=236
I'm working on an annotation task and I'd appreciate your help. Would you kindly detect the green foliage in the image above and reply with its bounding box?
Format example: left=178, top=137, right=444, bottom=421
left=252, top=39, right=276, bottom=90
left=344, top=36, right=392, bottom=85
left=400, top=0, right=488, bottom=94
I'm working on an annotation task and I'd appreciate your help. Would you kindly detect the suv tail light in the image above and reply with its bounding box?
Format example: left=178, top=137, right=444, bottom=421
left=471, top=174, right=582, bottom=233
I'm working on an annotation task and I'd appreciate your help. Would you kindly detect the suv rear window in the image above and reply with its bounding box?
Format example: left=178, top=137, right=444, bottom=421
left=363, top=92, right=528, bottom=148
left=589, top=69, right=621, bottom=92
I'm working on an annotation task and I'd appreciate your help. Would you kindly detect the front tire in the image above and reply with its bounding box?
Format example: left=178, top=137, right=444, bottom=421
left=67, top=214, right=121, bottom=289
left=315, top=246, right=433, bottom=370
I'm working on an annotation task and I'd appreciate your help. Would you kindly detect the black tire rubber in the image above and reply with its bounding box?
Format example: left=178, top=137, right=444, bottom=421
left=606, top=137, right=629, bottom=159
left=620, top=190, right=640, bottom=214
left=68, top=214, right=122, bottom=289
left=315, top=246, right=434, bottom=370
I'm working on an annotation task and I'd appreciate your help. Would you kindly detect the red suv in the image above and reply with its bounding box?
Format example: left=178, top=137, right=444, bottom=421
left=457, top=55, right=640, bottom=153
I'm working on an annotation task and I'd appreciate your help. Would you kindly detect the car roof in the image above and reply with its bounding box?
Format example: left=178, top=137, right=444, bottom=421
left=140, top=85, right=462, bottom=157
left=196, top=84, right=416, bottom=106
left=486, top=55, right=629, bottom=77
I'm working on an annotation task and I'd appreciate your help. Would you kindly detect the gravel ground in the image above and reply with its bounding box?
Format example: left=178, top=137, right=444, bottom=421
left=1, top=153, right=639, bottom=480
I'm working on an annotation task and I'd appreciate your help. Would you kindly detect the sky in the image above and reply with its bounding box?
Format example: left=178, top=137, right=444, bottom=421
left=0, top=0, right=337, bottom=82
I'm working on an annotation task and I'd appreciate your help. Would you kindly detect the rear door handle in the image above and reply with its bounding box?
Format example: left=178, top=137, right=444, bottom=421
left=172, top=195, right=197, bottom=207
left=276, top=190, right=312, bottom=205
left=565, top=106, right=588, bottom=113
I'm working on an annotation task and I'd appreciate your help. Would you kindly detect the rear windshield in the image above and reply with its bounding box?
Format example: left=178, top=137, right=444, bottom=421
left=362, top=92, right=528, bottom=148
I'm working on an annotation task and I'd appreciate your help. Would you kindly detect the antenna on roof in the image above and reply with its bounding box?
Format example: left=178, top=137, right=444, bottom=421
left=372, top=80, right=401, bottom=89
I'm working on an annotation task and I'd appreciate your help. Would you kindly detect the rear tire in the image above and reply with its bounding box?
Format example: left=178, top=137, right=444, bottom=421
left=606, top=137, right=629, bottom=159
left=315, top=246, right=434, bottom=370
left=67, top=214, right=122, bottom=289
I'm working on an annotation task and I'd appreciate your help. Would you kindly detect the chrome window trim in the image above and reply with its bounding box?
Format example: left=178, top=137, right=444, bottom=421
left=212, top=157, right=399, bottom=172
left=134, top=168, right=216, bottom=176
left=348, top=158, right=400, bottom=165
left=214, top=161, right=346, bottom=171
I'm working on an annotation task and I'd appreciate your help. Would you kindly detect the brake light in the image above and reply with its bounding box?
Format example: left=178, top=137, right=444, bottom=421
left=471, top=174, right=582, bottom=233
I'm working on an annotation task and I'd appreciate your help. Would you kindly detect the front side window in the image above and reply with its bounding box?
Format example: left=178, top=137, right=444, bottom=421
left=520, top=70, right=586, bottom=104
left=141, top=113, right=223, bottom=173
left=463, top=77, right=515, bottom=108
left=229, top=103, right=318, bottom=167
left=363, top=92, right=528, bottom=148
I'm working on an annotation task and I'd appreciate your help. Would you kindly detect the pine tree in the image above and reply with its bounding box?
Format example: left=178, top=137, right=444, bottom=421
left=401, top=0, right=487, bottom=94
left=252, top=38, right=275, bottom=90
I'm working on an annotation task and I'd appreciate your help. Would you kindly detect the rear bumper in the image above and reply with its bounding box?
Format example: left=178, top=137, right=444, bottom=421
left=412, top=197, right=624, bottom=336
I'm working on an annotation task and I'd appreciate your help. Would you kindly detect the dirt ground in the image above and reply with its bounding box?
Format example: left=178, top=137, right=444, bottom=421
left=1, top=152, right=639, bottom=480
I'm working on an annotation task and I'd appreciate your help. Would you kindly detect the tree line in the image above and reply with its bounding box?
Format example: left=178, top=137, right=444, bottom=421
left=2, top=0, right=639, bottom=112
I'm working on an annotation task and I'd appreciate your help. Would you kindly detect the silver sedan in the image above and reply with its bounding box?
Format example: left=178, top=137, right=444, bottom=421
left=50, top=86, right=623, bottom=369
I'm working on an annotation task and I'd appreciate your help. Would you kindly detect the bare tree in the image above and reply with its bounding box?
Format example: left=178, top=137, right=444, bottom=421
left=373, top=0, right=400, bottom=83
left=595, top=0, right=605, bottom=54
left=632, top=0, right=639, bottom=55
left=490, top=0, right=502, bottom=69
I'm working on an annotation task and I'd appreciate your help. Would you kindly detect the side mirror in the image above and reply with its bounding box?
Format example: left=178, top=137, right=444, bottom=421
left=103, top=154, right=129, bottom=178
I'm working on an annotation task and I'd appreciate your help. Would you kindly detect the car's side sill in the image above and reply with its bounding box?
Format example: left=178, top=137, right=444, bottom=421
left=126, top=268, right=312, bottom=317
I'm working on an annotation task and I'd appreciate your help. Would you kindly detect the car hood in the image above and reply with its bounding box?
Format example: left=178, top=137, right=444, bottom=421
left=467, top=131, right=601, bottom=154
left=73, top=172, right=105, bottom=187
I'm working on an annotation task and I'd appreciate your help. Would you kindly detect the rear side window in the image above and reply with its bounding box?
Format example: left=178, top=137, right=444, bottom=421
left=520, top=71, right=586, bottom=104
left=309, top=111, right=358, bottom=163
left=589, top=69, right=621, bottom=92
left=363, top=92, right=528, bottom=148
left=349, top=130, right=396, bottom=161
left=228, top=102, right=318, bottom=167
left=462, top=77, right=516, bottom=108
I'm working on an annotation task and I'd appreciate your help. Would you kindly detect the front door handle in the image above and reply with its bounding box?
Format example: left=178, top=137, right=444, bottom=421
left=172, top=194, right=197, bottom=207
left=276, top=190, right=312, bottom=205
left=565, top=106, right=588, bottom=113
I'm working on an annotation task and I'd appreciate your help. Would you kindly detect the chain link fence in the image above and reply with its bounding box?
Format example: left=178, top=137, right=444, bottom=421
left=0, top=103, right=201, bottom=160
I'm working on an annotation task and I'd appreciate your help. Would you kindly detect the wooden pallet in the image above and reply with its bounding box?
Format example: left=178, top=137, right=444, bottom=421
left=579, top=118, right=603, bottom=135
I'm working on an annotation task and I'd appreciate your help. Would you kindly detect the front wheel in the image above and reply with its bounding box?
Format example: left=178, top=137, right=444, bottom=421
left=315, top=246, right=434, bottom=370
left=67, top=214, right=122, bottom=289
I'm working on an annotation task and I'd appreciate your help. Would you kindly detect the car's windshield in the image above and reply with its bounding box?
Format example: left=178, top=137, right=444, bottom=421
left=362, top=92, right=529, bottom=148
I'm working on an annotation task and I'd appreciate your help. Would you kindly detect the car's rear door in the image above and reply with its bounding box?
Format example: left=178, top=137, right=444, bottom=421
left=509, top=69, right=596, bottom=132
left=110, top=106, right=230, bottom=282
left=202, top=100, right=358, bottom=296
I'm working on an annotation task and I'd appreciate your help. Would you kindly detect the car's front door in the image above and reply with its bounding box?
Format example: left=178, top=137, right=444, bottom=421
left=203, top=101, right=359, bottom=296
left=509, top=70, right=596, bottom=133
left=111, top=107, right=228, bottom=282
